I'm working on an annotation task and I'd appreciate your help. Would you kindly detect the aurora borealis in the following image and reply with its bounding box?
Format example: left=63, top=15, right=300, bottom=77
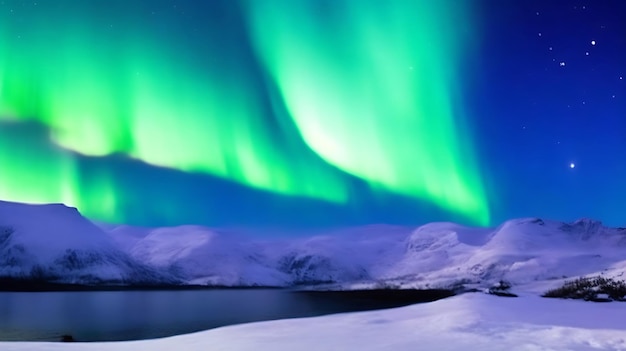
left=245, top=1, right=487, bottom=223
left=0, top=1, right=624, bottom=228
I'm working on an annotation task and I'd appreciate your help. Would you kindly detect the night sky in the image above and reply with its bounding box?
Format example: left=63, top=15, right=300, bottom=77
left=0, top=0, right=623, bottom=229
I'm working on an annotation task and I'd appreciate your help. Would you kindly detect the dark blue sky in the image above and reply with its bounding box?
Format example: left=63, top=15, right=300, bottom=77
left=472, top=0, right=625, bottom=226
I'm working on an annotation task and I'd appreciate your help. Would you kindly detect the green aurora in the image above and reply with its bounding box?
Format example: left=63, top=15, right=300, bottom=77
left=0, top=0, right=490, bottom=226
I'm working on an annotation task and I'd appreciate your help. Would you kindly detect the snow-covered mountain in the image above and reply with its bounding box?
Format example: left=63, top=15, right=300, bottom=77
left=371, top=218, right=626, bottom=291
left=0, top=201, right=175, bottom=285
left=1, top=199, right=625, bottom=290
left=108, top=225, right=290, bottom=286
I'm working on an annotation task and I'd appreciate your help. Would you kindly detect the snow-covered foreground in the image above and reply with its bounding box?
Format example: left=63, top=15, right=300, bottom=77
left=3, top=293, right=626, bottom=351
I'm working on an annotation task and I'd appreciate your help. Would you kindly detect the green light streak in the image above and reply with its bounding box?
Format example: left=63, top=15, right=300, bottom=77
left=244, top=0, right=489, bottom=224
left=0, top=1, right=348, bottom=211
left=0, top=1, right=489, bottom=225
left=0, top=122, right=124, bottom=223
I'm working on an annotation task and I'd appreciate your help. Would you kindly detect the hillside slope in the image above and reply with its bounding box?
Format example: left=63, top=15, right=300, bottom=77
left=0, top=201, right=174, bottom=285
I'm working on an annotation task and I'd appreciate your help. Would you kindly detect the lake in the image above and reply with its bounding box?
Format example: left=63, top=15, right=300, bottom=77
left=0, top=289, right=452, bottom=342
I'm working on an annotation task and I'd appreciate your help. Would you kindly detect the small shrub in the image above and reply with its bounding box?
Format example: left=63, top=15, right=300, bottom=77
left=493, top=280, right=512, bottom=290
left=488, top=280, right=517, bottom=297
left=543, top=276, right=626, bottom=301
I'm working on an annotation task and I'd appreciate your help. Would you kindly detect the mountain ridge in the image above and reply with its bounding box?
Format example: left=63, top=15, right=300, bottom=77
left=0, top=199, right=624, bottom=291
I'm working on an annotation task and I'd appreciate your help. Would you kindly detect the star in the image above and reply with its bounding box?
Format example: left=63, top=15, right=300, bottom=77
left=569, top=162, right=576, bottom=169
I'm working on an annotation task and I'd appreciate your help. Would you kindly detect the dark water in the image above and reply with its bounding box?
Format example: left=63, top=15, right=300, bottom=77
left=0, top=289, right=451, bottom=342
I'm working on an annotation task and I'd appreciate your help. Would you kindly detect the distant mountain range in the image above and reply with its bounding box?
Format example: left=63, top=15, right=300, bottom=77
left=1, top=200, right=625, bottom=291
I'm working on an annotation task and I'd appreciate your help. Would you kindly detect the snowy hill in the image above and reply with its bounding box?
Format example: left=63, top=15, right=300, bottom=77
left=0, top=201, right=174, bottom=285
left=1, top=199, right=626, bottom=291
left=108, top=225, right=290, bottom=286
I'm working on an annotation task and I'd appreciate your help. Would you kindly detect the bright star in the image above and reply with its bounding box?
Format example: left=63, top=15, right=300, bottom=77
left=569, top=162, right=576, bottom=169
